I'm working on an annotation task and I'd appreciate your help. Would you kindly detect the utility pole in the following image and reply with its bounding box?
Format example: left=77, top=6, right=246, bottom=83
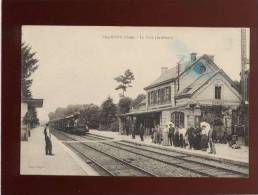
left=241, top=28, right=247, bottom=103
left=177, top=62, right=180, bottom=91
left=240, top=28, right=249, bottom=145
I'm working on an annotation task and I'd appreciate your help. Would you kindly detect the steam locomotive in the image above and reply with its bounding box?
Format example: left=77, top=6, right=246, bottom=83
left=49, top=114, right=89, bottom=135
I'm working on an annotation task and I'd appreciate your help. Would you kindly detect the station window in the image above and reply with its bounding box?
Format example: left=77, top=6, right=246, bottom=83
left=171, top=112, right=184, bottom=128
left=148, top=86, right=171, bottom=105
left=215, top=86, right=222, bottom=99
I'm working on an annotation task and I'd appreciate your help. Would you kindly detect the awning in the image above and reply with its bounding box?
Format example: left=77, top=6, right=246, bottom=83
left=118, top=106, right=173, bottom=117
left=22, top=98, right=43, bottom=108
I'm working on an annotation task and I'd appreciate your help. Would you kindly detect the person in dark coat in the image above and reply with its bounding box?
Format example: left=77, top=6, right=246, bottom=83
left=125, top=118, right=130, bottom=136
left=186, top=125, right=195, bottom=149
left=208, top=127, right=216, bottom=154
left=168, top=122, right=175, bottom=146
left=139, top=123, right=144, bottom=141
left=193, top=125, right=202, bottom=150
left=44, top=123, right=53, bottom=155
left=131, top=121, right=136, bottom=139
left=178, top=126, right=187, bottom=148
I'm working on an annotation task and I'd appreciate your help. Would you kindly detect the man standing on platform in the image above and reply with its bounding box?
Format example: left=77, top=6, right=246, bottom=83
left=186, top=125, right=195, bottom=149
left=44, top=123, right=53, bottom=155
left=139, top=123, right=144, bottom=141
left=168, top=122, right=175, bottom=146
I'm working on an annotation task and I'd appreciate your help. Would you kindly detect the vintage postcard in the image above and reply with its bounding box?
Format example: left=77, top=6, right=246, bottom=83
left=20, top=26, right=249, bottom=177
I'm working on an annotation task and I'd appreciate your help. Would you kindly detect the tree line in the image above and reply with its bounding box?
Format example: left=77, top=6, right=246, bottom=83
left=21, top=43, right=40, bottom=128
left=48, top=94, right=146, bottom=131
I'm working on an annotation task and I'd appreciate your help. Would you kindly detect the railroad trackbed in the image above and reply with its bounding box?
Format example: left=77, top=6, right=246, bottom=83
left=52, top=129, right=249, bottom=177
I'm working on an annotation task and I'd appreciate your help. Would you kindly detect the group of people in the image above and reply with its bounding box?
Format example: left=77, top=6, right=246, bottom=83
left=130, top=123, right=145, bottom=141
left=150, top=121, right=216, bottom=154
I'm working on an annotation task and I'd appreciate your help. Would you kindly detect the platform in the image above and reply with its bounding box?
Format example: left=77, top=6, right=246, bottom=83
left=90, top=129, right=249, bottom=165
left=20, top=127, right=98, bottom=175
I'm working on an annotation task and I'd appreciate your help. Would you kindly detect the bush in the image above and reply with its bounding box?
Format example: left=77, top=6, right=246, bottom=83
left=98, top=120, right=119, bottom=132
left=118, top=97, right=133, bottom=114
left=110, top=120, right=119, bottom=132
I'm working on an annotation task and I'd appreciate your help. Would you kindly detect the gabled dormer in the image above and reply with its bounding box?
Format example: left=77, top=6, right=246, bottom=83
left=143, top=53, right=239, bottom=109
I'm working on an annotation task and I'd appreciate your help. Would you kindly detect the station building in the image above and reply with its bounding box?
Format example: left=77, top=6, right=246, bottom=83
left=21, top=98, right=43, bottom=141
left=118, top=53, right=242, bottom=138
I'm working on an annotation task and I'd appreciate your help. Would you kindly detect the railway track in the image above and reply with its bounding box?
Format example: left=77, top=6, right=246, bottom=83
left=54, top=130, right=157, bottom=176
left=86, top=133, right=114, bottom=140
left=119, top=140, right=249, bottom=174
left=52, top=129, right=112, bottom=142
left=101, top=141, right=248, bottom=177
left=53, top=129, right=248, bottom=177
left=84, top=134, right=248, bottom=176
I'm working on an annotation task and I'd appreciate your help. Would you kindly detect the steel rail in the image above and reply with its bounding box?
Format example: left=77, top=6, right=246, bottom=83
left=86, top=133, right=114, bottom=140
left=101, top=141, right=248, bottom=177
left=56, top=130, right=157, bottom=176
left=81, top=142, right=158, bottom=177
left=117, top=141, right=249, bottom=176
left=121, top=140, right=249, bottom=168
left=97, top=142, right=211, bottom=177
left=65, top=143, right=115, bottom=176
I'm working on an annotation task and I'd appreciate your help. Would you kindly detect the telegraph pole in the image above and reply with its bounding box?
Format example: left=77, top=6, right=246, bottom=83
left=241, top=28, right=247, bottom=102
left=240, top=28, right=249, bottom=145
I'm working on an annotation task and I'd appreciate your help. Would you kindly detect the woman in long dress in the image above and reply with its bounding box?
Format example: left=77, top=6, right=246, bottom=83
left=179, top=126, right=187, bottom=148
left=200, top=122, right=209, bottom=151
left=174, top=126, right=180, bottom=147
left=162, top=123, right=170, bottom=146
left=157, top=124, right=162, bottom=144
left=153, top=124, right=158, bottom=144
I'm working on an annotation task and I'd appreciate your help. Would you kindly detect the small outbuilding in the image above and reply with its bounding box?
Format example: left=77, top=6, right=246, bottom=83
left=21, top=98, right=43, bottom=141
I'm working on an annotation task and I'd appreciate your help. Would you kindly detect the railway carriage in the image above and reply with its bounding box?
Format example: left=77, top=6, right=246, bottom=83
left=49, top=114, right=89, bottom=135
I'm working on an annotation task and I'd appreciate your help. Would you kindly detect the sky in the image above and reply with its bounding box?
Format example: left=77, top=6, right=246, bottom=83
left=22, top=26, right=250, bottom=122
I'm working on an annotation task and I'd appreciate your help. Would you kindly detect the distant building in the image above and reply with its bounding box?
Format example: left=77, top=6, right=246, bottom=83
left=21, top=98, right=43, bottom=141
left=118, top=53, right=242, bottom=138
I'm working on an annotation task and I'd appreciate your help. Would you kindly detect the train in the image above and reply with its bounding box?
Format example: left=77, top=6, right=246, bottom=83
left=49, top=114, right=89, bottom=135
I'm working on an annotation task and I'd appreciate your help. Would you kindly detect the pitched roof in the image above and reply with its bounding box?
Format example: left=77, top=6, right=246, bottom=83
left=144, top=54, right=239, bottom=98
left=144, top=55, right=204, bottom=90
left=144, top=67, right=178, bottom=90
left=133, top=97, right=146, bottom=108
left=176, top=71, right=219, bottom=98
left=176, top=69, right=241, bottom=99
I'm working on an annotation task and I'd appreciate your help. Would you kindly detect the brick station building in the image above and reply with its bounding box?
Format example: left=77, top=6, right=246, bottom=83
left=118, top=53, right=243, bottom=140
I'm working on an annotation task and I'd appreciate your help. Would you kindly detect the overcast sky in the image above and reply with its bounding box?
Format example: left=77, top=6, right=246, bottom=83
left=22, top=26, right=250, bottom=121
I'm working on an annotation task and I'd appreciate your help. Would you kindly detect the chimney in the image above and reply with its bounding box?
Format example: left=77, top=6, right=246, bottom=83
left=161, top=67, right=168, bottom=75
left=190, top=53, right=197, bottom=62
left=208, top=55, right=214, bottom=62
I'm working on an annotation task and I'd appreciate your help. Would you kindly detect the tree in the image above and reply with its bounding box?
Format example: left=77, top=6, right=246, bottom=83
left=23, top=106, right=39, bottom=127
left=114, top=69, right=135, bottom=97
left=80, top=104, right=100, bottom=128
left=48, top=112, right=55, bottom=120
left=48, top=104, right=101, bottom=129
left=21, top=43, right=39, bottom=99
left=21, top=43, right=40, bottom=127
left=118, top=97, right=133, bottom=114
left=132, top=93, right=146, bottom=108
left=98, top=97, right=117, bottom=130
